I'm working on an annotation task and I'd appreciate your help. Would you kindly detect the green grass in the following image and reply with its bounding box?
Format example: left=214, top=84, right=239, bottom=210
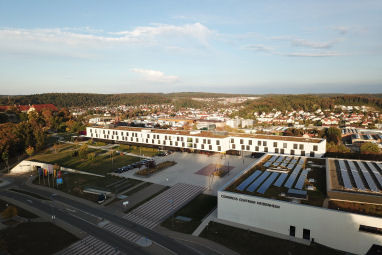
left=0, top=199, right=38, bottom=219
left=33, top=172, right=141, bottom=202
left=123, top=182, right=152, bottom=196
left=87, top=140, right=108, bottom=147
left=161, top=194, right=217, bottom=234
left=117, top=144, right=159, bottom=157
left=29, top=143, right=140, bottom=175
left=200, top=221, right=344, bottom=255
left=0, top=222, right=78, bottom=255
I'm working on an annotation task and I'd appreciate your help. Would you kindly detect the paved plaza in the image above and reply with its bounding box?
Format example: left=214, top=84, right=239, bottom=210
left=115, top=152, right=261, bottom=195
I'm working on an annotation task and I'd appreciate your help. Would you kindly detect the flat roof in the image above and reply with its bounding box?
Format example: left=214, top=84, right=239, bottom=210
left=89, top=126, right=323, bottom=143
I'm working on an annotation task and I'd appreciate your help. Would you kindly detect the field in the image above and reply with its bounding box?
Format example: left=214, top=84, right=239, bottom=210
left=29, top=143, right=140, bottom=175
left=0, top=222, right=78, bottom=255
left=200, top=221, right=344, bottom=255
left=161, top=194, right=217, bottom=234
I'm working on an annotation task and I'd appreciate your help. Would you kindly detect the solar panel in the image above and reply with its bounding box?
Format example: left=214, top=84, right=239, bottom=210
left=337, top=160, right=353, bottom=189
left=356, top=161, right=379, bottom=192
left=246, top=171, right=271, bottom=192
left=273, top=156, right=284, bottom=167
left=236, top=170, right=262, bottom=191
left=295, top=169, right=309, bottom=190
left=274, top=173, right=288, bottom=187
left=264, top=155, right=278, bottom=167
left=287, top=188, right=307, bottom=196
left=347, top=161, right=366, bottom=190
left=368, top=162, right=382, bottom=187
left=284, top=165, right=302, bottom=188
left=297, top=157, right=305, bottom=165
left=257, top=172, right=279, bottom=194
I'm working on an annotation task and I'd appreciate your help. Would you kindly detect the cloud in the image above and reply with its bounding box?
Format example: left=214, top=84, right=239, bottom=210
left=243, top=44, right=273, bottom=53
left=291, top=38, right=336, bottom=49
left=332, top=26, right=350, bottom=35
left=131, top=68, right=179, bottom=83
left=285, top=51, right=343, bottom=57
left=0, top=23, right=213, bottom=57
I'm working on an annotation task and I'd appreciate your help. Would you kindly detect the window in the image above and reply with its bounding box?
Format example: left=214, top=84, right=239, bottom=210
left=165, top=135, right=168, bottom=140
left=216, top=140, right=220, bottom=145
left=246, top=145, right=250, bottom=150
left=289, top=226, right=295, bottom=237
left=264, top=147, right=268, bottom=152
left=196, top=138, right=199, bottom=143
left=175, top=142, right=178, bottom=146
left=293, top=144, right=298, bottom=149
left=240, top=139, right=244, bottom=144
left=230, top=138, right=234, bottom=143
left=291, top=149, right=295, bottom=155
left=255, top=146, right=259, bottom=151
left=273, top=142, right=277, bottom=147
left=249, top=140, right=252, bottom=145
left=283, top=143, right=287, bottom=149
left=241, top=145, right=245, bottom=150
left=275, top=148, right=279, bottom=153
left=232, top=144, right=236, bottom=149
left=310, top=151, right=315, bottom=157
left=218, top=146, right=221, bottom=151
left=177, top=137, right=180, bottom=141
left=263, top=141, right=267, bottom=146
left=280, top=149, right=284, bottom=154
left=181, top=137, right=184, bottom=142
left=359, top=225, right=382, bottom=235
left=313, top=145, right=318, bottom=151
left=201, top=144, right=205, bottom=149
left=208, top=139, right=211, bottom=144
left=299, top=144, right=304, bottom=150
left=146, top=139, right=148, bottom=143
left=182, top=142, right=185, bottom=147
left=258, top=141, right=261, bottom=146
left=203, top=139, right=206, bottom=144
left=209, top=145, right=212, bottom=150
left=303, top=229, right=310, bottom=240
left=301, top=151, right=305, bottom=156
left=147, top=134, right=150, bottom=138
left=194, top=144, right=197, bottom=148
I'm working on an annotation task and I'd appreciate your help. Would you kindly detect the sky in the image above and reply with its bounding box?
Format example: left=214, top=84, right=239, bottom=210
left=0, top=0, right=381, bottom=95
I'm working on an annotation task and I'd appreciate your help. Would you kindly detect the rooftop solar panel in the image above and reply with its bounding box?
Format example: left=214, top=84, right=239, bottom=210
left=246, top=171, right=271, bottom=192
left=284, top=165, right=302, bottom=188
left=337, top=160, right=353, bottom=189
left=257, top=172, right=279, bottom=194
left=369, top=162, right=382, bottom=187
left=347, top=161, right=366, bottom=190
left=295, top=169, right=309, bottom=190
left=236, top=170, right=262, bottom=191
left=356, top=161, right=379, bottom=192
left=287, top=188, right=307, bottom=196
left=274, top=173, right=288, bottom=187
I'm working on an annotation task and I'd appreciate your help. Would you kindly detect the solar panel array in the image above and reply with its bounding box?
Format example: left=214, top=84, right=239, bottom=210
left=236, top=170, right=262, bottom=191
left=280, top=157, right=291, bottom=168
left=247, top=171, right=271, bottom=192
left=287, top=158, right=298, bottom=169
left=257, top=172, right=279, bottom=194
left=273, top=156, right=284, bottom=167
left=367, top=162, right=382, bottom=188
left=347, top=161, right=366, bottom=191
left=356, top=161, right=378, bottom=192
left=295, top=169, right=309, bottom=190
left=263, top=155, right=278, bottom=168
left=288, top=188, right=307, bottom=196
left=337, top=160, right=353, bottom=189
left=274, top=173, right=288, bottom=187
left=284, top=165, right=302, bottom=188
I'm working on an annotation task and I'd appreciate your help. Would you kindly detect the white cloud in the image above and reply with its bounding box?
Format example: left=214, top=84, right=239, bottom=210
left=131, top=68, right=179, bottom=83
left=243, top=44, right=273, bottom=52
left=286, top=51, right=343, bottom=57
left=291, top=38, right=336, bottom=49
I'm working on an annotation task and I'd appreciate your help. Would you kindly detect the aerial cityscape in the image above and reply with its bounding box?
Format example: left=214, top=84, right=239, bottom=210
left=0, top=1, right=381, bottom=255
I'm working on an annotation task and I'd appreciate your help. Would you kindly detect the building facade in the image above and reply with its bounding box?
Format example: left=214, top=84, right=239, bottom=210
left=86, top=126, right=326, bottom=157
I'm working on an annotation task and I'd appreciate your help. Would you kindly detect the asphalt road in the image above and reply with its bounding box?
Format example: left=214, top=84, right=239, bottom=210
left=18, top=184, right=202, bottom=255
left=0, top=189, right=146, bottom=255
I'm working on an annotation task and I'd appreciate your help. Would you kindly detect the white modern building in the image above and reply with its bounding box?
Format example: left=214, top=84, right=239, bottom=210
left=86, top=126, right=326, bottom=157
left=217, top=155, right=382, bottom=255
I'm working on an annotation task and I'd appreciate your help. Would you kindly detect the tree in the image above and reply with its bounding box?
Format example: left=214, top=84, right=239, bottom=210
left=360, top=142, right=380, bottom=154
left=79, top=144, right=88, bottom=158
left=326, top=127, right=342, bottom=144
left=1, top=150, right=9, bottom=173
left=25, top=146, right=35, bottom=157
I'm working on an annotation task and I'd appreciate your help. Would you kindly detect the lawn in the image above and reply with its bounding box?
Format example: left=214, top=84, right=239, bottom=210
left=200, top=221, right=344, bottom=255
left=0, top=222, right=78, bottom=255
left=161, top=194, right=217, bottom=234
left=117, top=144, right=159, bottom=157
left=0, top=199, right=38, bottom=219
left=29, top=143, right=140, bottom=175
left=33, top=172, right=142, bottom=202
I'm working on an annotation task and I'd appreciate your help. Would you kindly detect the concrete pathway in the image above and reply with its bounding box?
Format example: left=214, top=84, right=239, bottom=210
left=192, top=208, right=217, bottom=236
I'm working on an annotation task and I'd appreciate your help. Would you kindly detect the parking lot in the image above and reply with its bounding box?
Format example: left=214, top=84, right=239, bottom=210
left=113, top=151, right=261, bottom=195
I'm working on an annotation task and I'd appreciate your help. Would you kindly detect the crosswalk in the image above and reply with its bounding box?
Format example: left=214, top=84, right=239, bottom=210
left=123, top=183, right=205, bottom=229
left=58, top=235, right=122, bottom=255
left=59, top=183, right=205, bottom=254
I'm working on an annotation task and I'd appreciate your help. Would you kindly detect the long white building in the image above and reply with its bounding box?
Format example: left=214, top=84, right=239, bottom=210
left=86, top=126, right=326, bottom=157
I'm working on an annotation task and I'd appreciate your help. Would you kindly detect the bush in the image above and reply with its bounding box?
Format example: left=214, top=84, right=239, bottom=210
left=87, top=152, right=95, bottom=161
left=2, top=206, right=18, bottom=219
left=360, top=142, right=380, bottom=154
